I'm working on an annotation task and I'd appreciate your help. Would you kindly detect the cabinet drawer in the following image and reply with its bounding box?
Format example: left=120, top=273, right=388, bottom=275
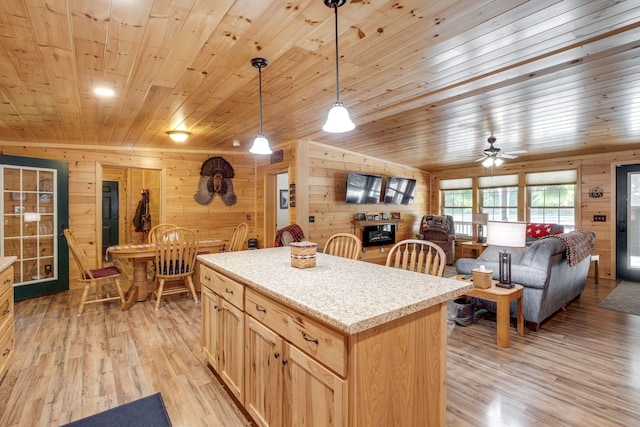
left=200, top=266, right=244, bottom=309
left=209, top=270, right=244, bottom=310
left=245, top=288, right=347, bottom=377
left=0, top=314, right=13, bottom=375
left=0, top=286, right=13, bottom=334
left=0, top=267, right=12, bottom=295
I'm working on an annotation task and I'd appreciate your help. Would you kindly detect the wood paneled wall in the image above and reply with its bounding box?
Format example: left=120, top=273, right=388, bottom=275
left=430, top=150, right=640, bottom=281
left=1, top=145, right=257, bottom=289
left=306, top=141, right=430, bottom=249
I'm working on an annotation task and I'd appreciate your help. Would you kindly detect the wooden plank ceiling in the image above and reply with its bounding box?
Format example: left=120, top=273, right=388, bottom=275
left=0, top=0, right=639, bottom=171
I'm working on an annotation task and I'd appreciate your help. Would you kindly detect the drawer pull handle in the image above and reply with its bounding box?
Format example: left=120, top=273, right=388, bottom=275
left=213, top=305, right=222, bottom=312
left=225, top=288, right=234, bottom=295
left=2, top=349, right=9, bottom=357
left=274, top=352, right=280, bottom=359
left=1, top=309, right=8, bottom=316
left=2, top=278, right=9, bottom=285
left=301, top=331, right=319, bottom=345
left=255, top=304, right=266, bottom=313
left=282, top=359, right=288, bottom=366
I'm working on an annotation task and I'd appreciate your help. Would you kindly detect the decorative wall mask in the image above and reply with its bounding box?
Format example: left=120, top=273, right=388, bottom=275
left=194, top=156, right=237, bottom=206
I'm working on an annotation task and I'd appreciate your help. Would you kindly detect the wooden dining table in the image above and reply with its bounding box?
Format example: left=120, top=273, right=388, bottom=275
left=105, top=239, right=226, bottom=301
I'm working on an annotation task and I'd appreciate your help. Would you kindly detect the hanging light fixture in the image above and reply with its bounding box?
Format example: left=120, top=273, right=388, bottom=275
left=249, top=58, right=273, bottom=155
left=322, top=0, right=355, bottom=133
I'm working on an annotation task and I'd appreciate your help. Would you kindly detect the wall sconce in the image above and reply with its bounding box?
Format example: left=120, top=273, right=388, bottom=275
left=486, top=221, right=526, bottom=288
left=166, top=130, right=190, bottom=143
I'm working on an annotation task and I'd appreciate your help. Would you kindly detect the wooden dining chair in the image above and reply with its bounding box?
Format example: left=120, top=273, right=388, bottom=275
left=323, top=233, right=362, bottom=260
left=385, top=239, right=446, bottom=277
left=148, top=223, right=178, bottom=243
left=63, top=228, right=125, bottom=317
left=152, top=227, right=199, bottom=310
left=227, top=222, right=249, bottom=252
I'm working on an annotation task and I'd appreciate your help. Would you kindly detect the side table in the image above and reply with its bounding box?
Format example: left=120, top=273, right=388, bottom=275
left=455, top=274, right=524, bottom=348
left=459, top=241, right=488, bottom=258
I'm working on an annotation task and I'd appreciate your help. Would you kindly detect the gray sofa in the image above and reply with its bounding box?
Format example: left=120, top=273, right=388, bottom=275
left=456, top=231, right=595, bottom=331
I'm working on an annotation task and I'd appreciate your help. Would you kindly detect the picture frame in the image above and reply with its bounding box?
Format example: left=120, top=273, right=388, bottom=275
left=279, top=190, right=288, bottom=209
left=355, top=213, right=366, bottom=221
left=365, top=214, right=374, bottom=221
left=391, top=212, right=401, bottom=219
left=381, top=212, right=390, bottom=220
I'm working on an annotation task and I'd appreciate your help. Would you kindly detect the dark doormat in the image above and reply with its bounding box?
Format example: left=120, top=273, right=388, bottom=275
left=599, top=281, right=640, bottom=316
left=62, top=393, right=171, bottom=427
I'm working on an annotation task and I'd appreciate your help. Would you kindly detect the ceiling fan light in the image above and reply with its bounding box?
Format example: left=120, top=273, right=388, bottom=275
left=249, top=134, right=272, bottom=155
left=482, top=157, right=494, bottom=168
left=167, top=130, right=190, bottom=142
left=323, top=101, right=355, bottom=133
left=494, top=157, right=504, bottom=167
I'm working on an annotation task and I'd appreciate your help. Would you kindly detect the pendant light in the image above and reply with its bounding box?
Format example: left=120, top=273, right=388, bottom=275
left=322, top=0, right=355, bottom=133
left=249, top=57, right=273, bottom=155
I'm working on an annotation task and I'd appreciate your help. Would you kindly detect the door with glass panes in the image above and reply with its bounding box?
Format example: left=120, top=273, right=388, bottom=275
left=1, top=156, right=69, bottom=299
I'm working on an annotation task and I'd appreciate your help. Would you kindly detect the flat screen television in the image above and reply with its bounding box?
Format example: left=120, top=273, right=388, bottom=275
left=384, top=176, right=416, bottom=205
left=345, top=172, right=382, bottom=204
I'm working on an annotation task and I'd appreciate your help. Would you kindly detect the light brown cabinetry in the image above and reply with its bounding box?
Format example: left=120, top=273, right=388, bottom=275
left=200, top=266, right=244, bottom=403
left=245, top=288, right=347, bottom=427
left=200, top=252, right=452, bottom=427
left=0, top=265, right=15, bottom=379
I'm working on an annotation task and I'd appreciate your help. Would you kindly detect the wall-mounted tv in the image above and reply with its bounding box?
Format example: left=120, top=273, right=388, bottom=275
left=345, top=172, right=382, bottom=204
left=384, top=176, right=416, bottom=205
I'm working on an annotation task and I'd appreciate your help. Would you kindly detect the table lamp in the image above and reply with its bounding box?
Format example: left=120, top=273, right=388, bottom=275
left=486, top=221, right=527, bottom=288
left=472, top=213, right=489, bottom=243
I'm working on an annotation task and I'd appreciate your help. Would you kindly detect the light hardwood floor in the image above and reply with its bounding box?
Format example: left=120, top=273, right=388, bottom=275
left=1, top=266, right=639, bottom=426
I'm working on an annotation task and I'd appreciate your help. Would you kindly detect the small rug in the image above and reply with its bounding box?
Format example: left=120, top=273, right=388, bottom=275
left=599, top=281, right=640, bottom=316
left=63, top=393, right=171, bottom=427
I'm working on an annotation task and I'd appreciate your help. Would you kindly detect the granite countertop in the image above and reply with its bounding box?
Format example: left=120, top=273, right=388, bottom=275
left=0, top=256, right=17, bottom=273
left=198, top=247, right=472, bottom=335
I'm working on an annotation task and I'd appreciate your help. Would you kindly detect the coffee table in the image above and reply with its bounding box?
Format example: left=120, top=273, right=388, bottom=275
left=455, top=274, right=524, bottom=347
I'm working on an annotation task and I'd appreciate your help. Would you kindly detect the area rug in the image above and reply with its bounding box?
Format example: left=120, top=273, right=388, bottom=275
left=63, top=393, right=171, bottom=427
left=599, top=281, right=640, bottom=316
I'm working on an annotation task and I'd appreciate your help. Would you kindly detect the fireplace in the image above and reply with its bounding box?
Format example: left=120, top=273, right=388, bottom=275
left=362, top=224, right=396, bottom=247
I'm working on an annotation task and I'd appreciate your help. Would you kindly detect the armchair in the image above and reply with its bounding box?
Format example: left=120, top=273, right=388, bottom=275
left=416, top=215, right=455, bottom=265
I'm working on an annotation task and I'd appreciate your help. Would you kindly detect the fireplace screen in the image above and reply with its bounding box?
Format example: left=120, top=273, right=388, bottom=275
left=362, top=224, right=396, bottom=247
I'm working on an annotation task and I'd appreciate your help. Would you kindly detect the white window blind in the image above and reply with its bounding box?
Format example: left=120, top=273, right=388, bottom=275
left=478, top=174, right=519, bottom=188
left=440, top=178, right=472, bottom=190
left=526, top=170, right=576, bottom=185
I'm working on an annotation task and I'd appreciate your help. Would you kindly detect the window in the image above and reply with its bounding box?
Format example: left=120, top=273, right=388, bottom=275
left=441, top=178, right=472, bottom=236
left=479, top=175, right=518, bottom=222
left=526, top=170, right=576, bottom=231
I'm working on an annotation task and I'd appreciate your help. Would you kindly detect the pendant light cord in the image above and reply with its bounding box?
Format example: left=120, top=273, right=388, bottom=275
left=258, top=66, right=264, bottom=134
left=333, top=5, right=340, bottom=102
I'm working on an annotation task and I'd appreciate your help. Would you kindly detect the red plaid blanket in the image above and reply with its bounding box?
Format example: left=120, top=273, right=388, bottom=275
left=274, top=224, right=305, bottom=247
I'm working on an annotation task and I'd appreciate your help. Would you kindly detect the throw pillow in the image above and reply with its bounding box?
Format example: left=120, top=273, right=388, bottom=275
left=527, top=223, right=555, bottom=238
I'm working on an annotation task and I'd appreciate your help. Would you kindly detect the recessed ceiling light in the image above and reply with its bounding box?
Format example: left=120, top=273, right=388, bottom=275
left=94, top=87, right=115, bottom=97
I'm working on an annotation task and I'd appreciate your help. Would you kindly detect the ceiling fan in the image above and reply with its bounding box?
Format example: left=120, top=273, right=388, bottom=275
left=474, top=135, right=526, bottom=167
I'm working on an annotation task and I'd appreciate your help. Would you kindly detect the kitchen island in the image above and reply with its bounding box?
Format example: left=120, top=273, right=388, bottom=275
left=198, top=247, right=472, bottom=427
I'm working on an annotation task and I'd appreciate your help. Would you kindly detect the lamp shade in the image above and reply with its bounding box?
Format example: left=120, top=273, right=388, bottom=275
left=472, top=213, right=488, bottom=225
left=322, top=101, right=355, bottom=133
left=486, top=221, right=526, bottom=247
left=249, top=135, right=272, bottom=155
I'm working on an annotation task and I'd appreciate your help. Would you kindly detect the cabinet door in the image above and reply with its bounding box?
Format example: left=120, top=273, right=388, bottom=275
left=285, top=344, right=346, bottom=427
left=201, top=286, right=221, bottom=371
left=220, top=299, right=244, bottom=403
left=245, top=316, right=283, bottom=427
